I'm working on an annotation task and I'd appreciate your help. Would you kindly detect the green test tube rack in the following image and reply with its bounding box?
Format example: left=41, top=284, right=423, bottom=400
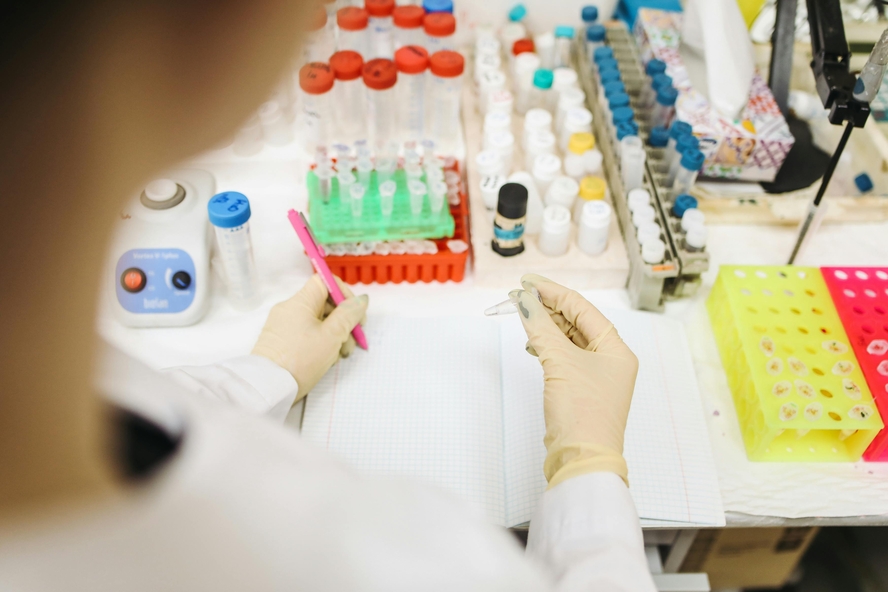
left=307, top=169, right=456, bottom=245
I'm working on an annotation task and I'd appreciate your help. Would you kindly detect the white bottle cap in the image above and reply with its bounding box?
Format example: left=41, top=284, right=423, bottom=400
left=475, top=150, right=502, bottom=176
left=552, top=67, right=579, bottom=92
left=563, top=153, right=587, bottom=179
left=542, top=204, right=572, bottom=234
left=583, top=149, right=603, bottom=176
left=476, top=37, right=501, bottom=58
left=533, top=153, right=562, bottom=180
left=474, top=53, right=502, bottom=83
left=534, top=31, right=555, bottom=50
left=526, top=130, right=556, bottom=153
left=485, top=130, right=515, bottom=152
left=581, top=200, right=612, bottom=228
left=636, top=221, right=661, bottom=245
left=564, top=107, right=593, bottom=129
left=524, top=108, right=553, bottom=134
left=632, top=203, right=656, bottom=227
left=545, top=176, right=580, bottom=209
left=487, top=90, right=514, bottom=115
left=642, top=239, right=666, bottom=264
left=513, top=52, right=541, bottom=77
left=479, top=69, right=507, bottom=93
left=627, top=188, right=651, bottom=213
left=685, top=225, right=708, bottom=249
left=680, top=208, right=706, bottom=232
left=480, top=175, right=507, bottom=209
left=557, top=87, right=586, bottom=113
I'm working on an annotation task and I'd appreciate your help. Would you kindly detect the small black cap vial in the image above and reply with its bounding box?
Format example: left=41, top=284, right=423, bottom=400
left=492, top=183, right=528, bottom=257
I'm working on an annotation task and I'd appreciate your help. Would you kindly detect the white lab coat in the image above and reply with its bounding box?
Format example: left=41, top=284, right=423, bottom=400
left=0, top=347, right=656, bottom=592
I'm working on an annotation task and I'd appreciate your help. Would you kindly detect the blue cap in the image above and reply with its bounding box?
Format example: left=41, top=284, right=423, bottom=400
left=656, top=85, right=678, bottom=107
left=612, top=106, right=635, bottom=125
left=677, top=133, right=699, bottom=154
left=616, top=124, right=639, bottom=141
left=603, top=80, right=626, bottom=98
left=582, top=5, right=599, bottom=22
left=586, top=24, right=606, bottom=42
left=597, top=57, right=619, bottom=72
left=600, top=68, right=621, bottom=85
left=669, top=120, right=692, bottom=140
left=533, top=68, right=554, bottom=89
left=680, top=149, right=705, bottom=172
left=208, top=191, right=251, bottom=228
left=423, top=0, right=453, bottom=13
left=508, top=3, right=527, bottom=21
left=649, top=125, right=670, bottom=147
left=608, top=91, right=630, bottom=110
left=672, top=194, right=698, bottom=218
left=855, top=172, right=874, bottom=193
left=645, top=59, right=666, bottom=77
left=652, top=73, right=673, bottom=91
left=593, top=46, right=614, bottom=63
left=555, top=25, right=575, bottom=38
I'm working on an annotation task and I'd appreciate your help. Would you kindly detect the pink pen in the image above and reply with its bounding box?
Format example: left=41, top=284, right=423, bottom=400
left=287, top=209, right=368, bottom=350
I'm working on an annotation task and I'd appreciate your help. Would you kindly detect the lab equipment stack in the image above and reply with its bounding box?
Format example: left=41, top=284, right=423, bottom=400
left=575, top=20, right=710, bottom=311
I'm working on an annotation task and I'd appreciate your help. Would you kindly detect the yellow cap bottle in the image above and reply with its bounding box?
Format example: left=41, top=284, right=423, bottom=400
left=568, top=132, right=595, bottom=155
left=573, top=175, right=607, bottom=219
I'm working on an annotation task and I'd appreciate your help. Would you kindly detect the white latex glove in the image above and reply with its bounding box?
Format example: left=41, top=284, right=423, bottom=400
left=252, top=274, right=368, bottom=400
left=510, top=274, right=638, bottom=489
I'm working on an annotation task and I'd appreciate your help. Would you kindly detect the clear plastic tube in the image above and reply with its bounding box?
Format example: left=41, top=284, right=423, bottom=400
left=620, top=136, right=645, bottom=193
left=357, top=158, right=374, bottom=186
left=429, top=180, right=448, bottom=215
left=350, top=183, right=366, bottom=217
left=513, top=53, right=541, bottom=114
left=369, top=15, right=394, bottom=58
left=334, top=78, right=367, bottom=145
left=363, top=59, right=398, bottom=152
left=408, top=179, right=427, bottom=215
left=379, top=179, right=397, bottom=218
left=316, top=165, right=334, bottom=203
left=210, top=211, right=259, bottom=311
left=397, top=70, right=426, bottom=143
left=671, top=150, right=705, bottom=200
left=577, top=200, right=611, bottom=256
left=427, top=51, right=464, bottom=153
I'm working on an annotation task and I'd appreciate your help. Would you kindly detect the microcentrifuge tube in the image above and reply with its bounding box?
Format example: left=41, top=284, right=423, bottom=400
left=408, top=179, right=427, bottom=216
left=405, top=163, right=424, bottom=180
left=379, top=180, right=397, bottom=218
left=357, top=158, right=374, bottom=187
left=429, top=180, right=447, bottom=215
left=350, top=183, right=366, bottom=218
left=316, top=166, right=334, bottom=202
left=337, top=170, right=356, bottom=209
left=376, top=158, right=397, bottom=184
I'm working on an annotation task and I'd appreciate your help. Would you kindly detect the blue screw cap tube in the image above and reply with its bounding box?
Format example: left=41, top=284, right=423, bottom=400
left=672, top=194, right=698, bottom=218
left=603, top=80, right=626, bottom=99
left=668, top=134, right=700, bottom=185
left=599, top=68, right=621, bottom=85
left=645, top=59, right=666, bottom=77
left=555, top=25, right=575, bottom=38
left=208, top=192, right=258, bottom=309
left=666, top=120, right=692, bottom=164
left=423, top=0, right=453, bottom=13
left=651, top=85, right=678, bottom=129
left=593, top=46, right=614, bottom=64
left=649, top=125, right=670, bottom=148
left=608, top=91, right=630, bottom=110
left=533, top=68, right=554, bottom=89
left=582, top=5, right=599, bottom=23
left=616, top=122, right=639, bottom=141
left=208, top=191, right=252, bottom=228
left=612, top=106, right=635, bottom=126
left=672, top=149, right=705, bottom=199
left=586, top=23, right=606, bottom=43
left=530, top=68, right=553, bottom=111
left=597, top=57, right=619, bottom=73
left=642, top=73, right=673, bottom=109
left=509, top=3, right=527, bottom=21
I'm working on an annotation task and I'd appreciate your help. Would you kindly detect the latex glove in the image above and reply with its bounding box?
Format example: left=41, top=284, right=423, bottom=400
left=510, top=274, right=638, bottom=489
left=252, top=274, right=368, bottom=400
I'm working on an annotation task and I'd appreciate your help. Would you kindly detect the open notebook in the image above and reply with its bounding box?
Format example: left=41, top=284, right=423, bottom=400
left=301, top=310, right=725, bottom=528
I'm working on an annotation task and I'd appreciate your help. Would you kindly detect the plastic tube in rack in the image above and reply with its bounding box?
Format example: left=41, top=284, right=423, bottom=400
left=357, top=158, right=374, bottom=187
left=429, top=180, right=447, bottom=215
left=376, top=158, right=396, bottom=184
left=408, top=179, right=427, bottom=215
left=671, top=150, right=705, bottom=200
left=620, top=135, right=645, bottom=193
left=379, top=180, right=396, bottom=218
left=316, top=166, right=333, bottom=202
left=337, top=170, right=356, bottom=207
left=350, top=183, right=366, bottom=218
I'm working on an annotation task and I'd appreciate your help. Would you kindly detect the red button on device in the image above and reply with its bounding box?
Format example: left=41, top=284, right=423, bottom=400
left=122, top=268, right=146, bottom=293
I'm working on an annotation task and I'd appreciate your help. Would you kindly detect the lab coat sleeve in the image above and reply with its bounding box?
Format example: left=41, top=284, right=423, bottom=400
left=526, top=472, right=657, bottom=592
left=163, top=355, right=298, bottom=422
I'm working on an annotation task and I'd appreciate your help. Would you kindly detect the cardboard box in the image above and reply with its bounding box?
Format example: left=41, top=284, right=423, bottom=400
left=680, top=527, right=819, bottom=589
left=633, top=8, right=795, bottom=182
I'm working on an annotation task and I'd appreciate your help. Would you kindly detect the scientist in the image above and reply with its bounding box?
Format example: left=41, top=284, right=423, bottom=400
left=0, top=2, right=654, bottom=590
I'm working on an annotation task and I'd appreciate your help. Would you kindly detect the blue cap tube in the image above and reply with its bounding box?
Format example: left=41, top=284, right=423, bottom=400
left=676, top=133, right=700, bottom=155
left=533, top=68, right=554, bottom=89
left=649, top=125, right=670, bottom=148
left=616, top=122, right=639, bottom=141
left=586, top=24, right=606, bottom=43
left=603, top=80, right=626, bottom=98
left=612, top=106, right=635, bottom=125
left=669, top=121, right=692, bottom=140
left=680, top=149, right=705, bottom=172
left=555, top=25, right=575, bottom=38
left=608, top=91, right=630, bottom=110
left=508, top=3, right=527, bottom=21
left=593, top=46, right=614, bottom=64
left=599, top=68, right=621, bottom=85
left=423, top=0, right=454, bottom=13
left=672, top=194, right=698, bottom=218
left=651, top=73, right=673, bottom=92
left=656, top=86, right=678, bottom=107
left=208, top=192, right=252, bottom=228
left=645, top=59, right=667, bottom=77
left=582, top=5, right=599, bottom=22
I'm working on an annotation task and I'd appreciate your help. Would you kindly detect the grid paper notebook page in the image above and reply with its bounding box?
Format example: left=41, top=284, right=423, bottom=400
left=302, top=313, right=725, bottom=528
left=500, top=310, right=725, bottom=527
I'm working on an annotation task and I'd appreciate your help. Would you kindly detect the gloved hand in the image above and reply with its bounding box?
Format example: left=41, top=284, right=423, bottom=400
left=510, top=274, right=638, bottom=489
left=252, top=274, right=368, bottom=400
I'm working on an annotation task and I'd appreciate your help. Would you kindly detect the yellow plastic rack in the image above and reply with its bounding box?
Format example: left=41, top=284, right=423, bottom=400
left=708, top=265, right=883, bottom=461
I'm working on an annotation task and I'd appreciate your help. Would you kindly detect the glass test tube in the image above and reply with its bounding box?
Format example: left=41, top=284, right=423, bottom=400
left=337, top=7, right=369, bottom=57
left=394, top=45, right=429, bottom=144
left=366, top=0, right=395, bottom=58
left=298, top=62, right=336, bottom=153
left=427, top=50, right=464, bottom=154
left=330, top=51, right=367, bottom=145
left=363, top=58, right=399, bottom=152
left=207, top=192, right=259, bottom=311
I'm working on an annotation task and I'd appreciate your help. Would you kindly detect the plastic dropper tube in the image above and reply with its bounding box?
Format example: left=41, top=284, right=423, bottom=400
left=620, top=135, right=646, bottom=193
left=379, top=179, right=396, bottom=218
left=586, top=24, right=606, bottom=59
left=671, top=149, right=705, bottom=200
left=408, top=179, right=427, bottom=215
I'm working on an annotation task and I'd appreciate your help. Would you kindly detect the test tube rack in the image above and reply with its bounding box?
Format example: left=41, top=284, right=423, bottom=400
left=708, top=265, right=883, bottom=462
left=822, top=267, right=888, bottom=461
left=307, top=168, right=456, bottom=245
left=574, top=25, right=709, bottom=311
left=320, top=161, right=471, bottom=285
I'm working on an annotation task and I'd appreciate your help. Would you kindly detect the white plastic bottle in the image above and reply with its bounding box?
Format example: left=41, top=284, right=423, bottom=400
left=564, top=132, right=595, bottom=180
left=560, top=107, right=593, bottom=151
left=507, top=170, right=546, bottom=235
left=577, top=200, right=612, bottom=256
left=208, top=192, right=259, bottom=310
left=539, top=205, right=572, bottom=256
left=298, top=62, right=336, bottom=153
left=394, top=45, right=428, bottom=144
left=513, top=52, right=541, bottom=114
left=523, top=108, right=553, bottom=147
left=545, top=176, right=580, bottom=212
left=532, top=153, right=562, bottom=198
left=524, top=131, right=557, bottom=172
